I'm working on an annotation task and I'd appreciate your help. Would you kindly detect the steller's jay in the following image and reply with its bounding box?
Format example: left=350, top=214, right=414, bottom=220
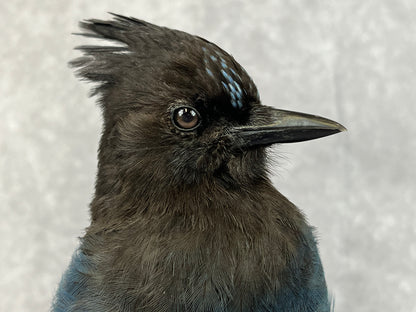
left=52, top=14, right=345, bottom=312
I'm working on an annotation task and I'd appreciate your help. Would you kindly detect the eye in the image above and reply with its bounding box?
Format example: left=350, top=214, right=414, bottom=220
left=172, top=106, right=201, bottom=131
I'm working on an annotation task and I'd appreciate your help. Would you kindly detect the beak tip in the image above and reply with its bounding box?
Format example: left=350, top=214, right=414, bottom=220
left=337, top=124, right=347, bottom=133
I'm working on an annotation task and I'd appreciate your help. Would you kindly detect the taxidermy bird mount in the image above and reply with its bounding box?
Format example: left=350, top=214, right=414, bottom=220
left=52, top=13, right=345, bottom=312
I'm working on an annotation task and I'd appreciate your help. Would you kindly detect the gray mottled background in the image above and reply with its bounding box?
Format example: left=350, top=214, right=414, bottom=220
left=1, top=0, right=415, bottom=311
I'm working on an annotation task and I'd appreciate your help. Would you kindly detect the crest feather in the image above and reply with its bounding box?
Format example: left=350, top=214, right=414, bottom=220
left=69, top=14, right=168, bottom=95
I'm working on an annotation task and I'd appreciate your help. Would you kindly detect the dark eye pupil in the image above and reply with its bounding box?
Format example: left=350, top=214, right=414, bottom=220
left=173, top=107, right=200, bottom=130
left=180, top=110, right=196, bottom=122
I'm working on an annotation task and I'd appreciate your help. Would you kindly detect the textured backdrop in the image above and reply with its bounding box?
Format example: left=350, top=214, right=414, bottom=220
left=1, top=1, right=415, bottom=311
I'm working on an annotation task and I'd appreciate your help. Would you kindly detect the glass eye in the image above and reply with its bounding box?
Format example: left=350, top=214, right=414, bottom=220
left=172, top=107, right=201, bottom=131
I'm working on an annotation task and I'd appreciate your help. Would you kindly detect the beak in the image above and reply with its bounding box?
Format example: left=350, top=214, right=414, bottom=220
left=231, top=106, right=346, bottom=149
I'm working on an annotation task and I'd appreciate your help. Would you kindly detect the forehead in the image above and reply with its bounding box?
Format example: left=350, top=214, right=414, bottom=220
left=196, top=43, right=259, bottom=110
left=202, top=46, right=245, bottom=110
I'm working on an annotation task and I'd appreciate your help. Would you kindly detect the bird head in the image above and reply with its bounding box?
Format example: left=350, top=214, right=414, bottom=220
left=72, top=14, right=345, bottom=220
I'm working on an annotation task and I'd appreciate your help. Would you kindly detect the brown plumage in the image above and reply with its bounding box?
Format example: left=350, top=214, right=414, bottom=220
left=52, top=13, right=345, bottom=312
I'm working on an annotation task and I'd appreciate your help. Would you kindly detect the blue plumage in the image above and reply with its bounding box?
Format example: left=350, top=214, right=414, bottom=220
left=52, top=247, right=91, bottom=312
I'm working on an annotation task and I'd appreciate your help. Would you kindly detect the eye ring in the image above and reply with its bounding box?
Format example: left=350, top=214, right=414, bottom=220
left=171, top=106, right=201, bottom=131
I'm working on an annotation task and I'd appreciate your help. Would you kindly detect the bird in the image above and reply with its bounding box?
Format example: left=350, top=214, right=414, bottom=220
left=52, top=13, right=345, bottom=312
